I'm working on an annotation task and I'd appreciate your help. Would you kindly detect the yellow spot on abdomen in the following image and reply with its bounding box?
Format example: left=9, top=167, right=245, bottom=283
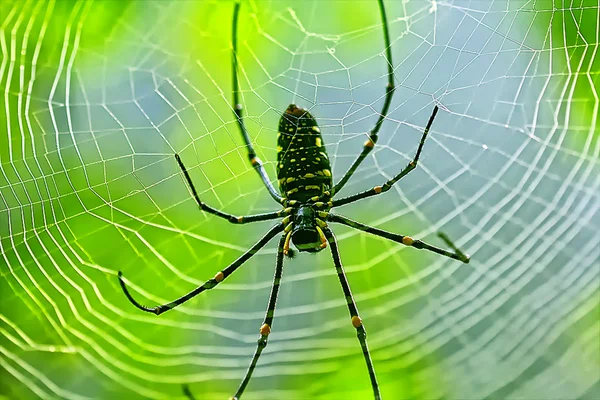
left=315, top=137, right=322, bottom=147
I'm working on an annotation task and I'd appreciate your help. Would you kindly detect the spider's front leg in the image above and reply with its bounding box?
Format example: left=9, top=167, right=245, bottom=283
left=180, top=234, right=288, bottom=400
left=327, top=213, right=470, bottom=263
left=118, top=223, right=284, bottom=315
left=229, top=235, right=287, bottom=400
left=323, top=227, right=381, bottom=400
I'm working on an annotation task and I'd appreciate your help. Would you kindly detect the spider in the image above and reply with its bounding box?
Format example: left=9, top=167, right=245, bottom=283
left=118, top=1, right=470, bottom=399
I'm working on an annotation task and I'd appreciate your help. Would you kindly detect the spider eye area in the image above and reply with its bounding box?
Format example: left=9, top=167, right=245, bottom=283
left=291, top=227, right=323, bottom=252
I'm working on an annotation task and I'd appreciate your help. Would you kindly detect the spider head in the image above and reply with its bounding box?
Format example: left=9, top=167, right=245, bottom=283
left=292, top=227, right=322, bottom=253
left=291, top=206, right=327, bottom=253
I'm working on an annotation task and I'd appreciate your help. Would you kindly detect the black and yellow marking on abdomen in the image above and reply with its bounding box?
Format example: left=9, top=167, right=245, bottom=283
left=277, top=104, right=332, bottom=202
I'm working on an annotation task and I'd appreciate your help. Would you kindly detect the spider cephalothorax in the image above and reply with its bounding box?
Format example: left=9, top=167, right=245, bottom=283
left=283, top=205, right=327, bottom=254
left=118, top=1, right=470, bottom=400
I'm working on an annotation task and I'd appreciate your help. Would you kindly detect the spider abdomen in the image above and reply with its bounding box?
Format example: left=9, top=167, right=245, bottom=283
left=277, top=104, right=332, bottom=202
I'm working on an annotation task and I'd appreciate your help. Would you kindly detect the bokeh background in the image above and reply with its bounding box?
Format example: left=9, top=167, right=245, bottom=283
left=1, top=0, right=599, bottom=399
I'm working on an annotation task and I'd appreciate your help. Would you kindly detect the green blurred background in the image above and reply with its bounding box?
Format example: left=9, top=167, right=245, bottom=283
left=1, top=0, right=598, bottom=399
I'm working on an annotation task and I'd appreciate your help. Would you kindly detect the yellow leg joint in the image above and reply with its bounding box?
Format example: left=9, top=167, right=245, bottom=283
left=283, top=231, right=293, bottom=255
left=315, top=226, right=327, bottom=249
left=214, top=271, right=224, bottom=282
left=260, top=323, right=271, bottom=336
left=280, top=207, right=293, bottom=215
left=351, top=315, right=363, bottom=328
left=373, top=186, right=383, bottom=194
left=402, top=236, right=414, bottom=246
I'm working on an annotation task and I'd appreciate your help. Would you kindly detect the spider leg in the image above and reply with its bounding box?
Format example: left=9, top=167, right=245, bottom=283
left=323, top=0, right=394, bottom=199
left=176, top=154, right=284, bottom=224
left=323, top=228, right=381, bottom=400
left=231, top=3, right=284, bottom=205
left=182, top=384, right=196, bottom=400
left=118, top=223, right=284, bottom=315
left=332, top=106, right=439, bottom=208
left=232, top=235, right=286, bottom=399
left=327, top=213, right=470, bottom=263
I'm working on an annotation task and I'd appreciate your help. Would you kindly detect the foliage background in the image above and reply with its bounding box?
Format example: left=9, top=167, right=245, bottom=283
left=1, top=0, right=598, bottom=399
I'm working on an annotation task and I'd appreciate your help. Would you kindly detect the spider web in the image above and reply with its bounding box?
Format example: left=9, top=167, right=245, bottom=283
left=1, top=0, right=599, bottom=399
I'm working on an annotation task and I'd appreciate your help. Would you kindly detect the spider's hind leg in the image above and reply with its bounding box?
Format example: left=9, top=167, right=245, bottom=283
left=332, top=105, right=439, bottom=208
left=175, top=154, right=283, bottom=224
left=230, top=2, right=283, bottom=205
left=326, top=0, right=396, bottom=200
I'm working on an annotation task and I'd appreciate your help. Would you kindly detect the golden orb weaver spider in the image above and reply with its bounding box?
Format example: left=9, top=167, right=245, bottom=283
left=118, top=0, right=470, bottom=399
